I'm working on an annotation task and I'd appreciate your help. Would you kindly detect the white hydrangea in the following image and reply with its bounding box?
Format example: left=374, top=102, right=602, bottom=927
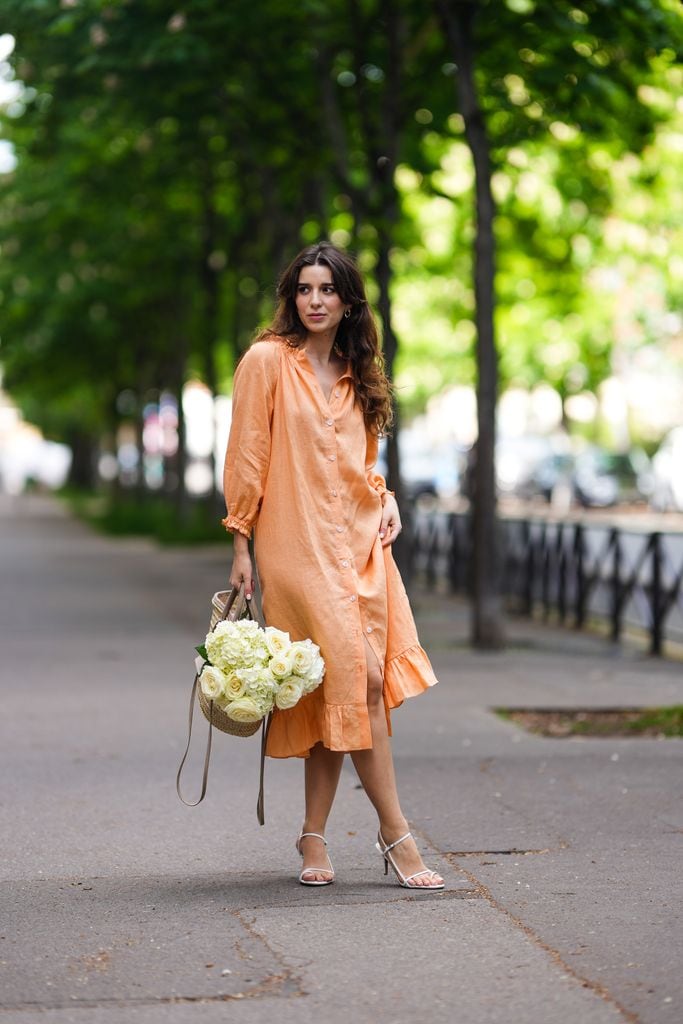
left=205, top=619, right=269, bottom=672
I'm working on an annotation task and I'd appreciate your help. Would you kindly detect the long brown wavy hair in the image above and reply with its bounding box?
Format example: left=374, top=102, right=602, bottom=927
left=257, top=241, right=393, bottom=436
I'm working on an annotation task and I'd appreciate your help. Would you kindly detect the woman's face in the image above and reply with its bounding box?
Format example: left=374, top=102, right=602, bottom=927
left=295, top=263, right=349, bottom=337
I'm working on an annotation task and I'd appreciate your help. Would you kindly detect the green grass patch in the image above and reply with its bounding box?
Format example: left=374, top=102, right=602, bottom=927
left=622, top=705, right=683, bottom=737
left=494, top=706, right=683, bottom=738
left=59, top=488, right=227, bottom=546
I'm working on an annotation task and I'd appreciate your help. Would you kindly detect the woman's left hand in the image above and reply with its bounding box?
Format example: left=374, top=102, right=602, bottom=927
left=379, top=494, right=402, bottom=547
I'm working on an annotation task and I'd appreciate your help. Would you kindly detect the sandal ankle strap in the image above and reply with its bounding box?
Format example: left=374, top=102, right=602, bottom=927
left=298, top=831, right=327, bottom=845
left=378, top=830, right=412, bottom=855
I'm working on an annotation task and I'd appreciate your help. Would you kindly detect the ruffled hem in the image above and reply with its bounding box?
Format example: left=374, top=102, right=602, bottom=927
left=383, top=642, right=438, bottom=710
left=221, top=513, right=252, bottom=539
left=265, top=688, right=373, bottom=759
left=265, top=642, right=438, bottom=759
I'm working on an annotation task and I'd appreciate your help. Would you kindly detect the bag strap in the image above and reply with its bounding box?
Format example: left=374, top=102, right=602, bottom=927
left=176, top=583, right=269, bottom=823
left=256, top=713, right=272, bottom=826
left=176, top=671, right=212, bottom=807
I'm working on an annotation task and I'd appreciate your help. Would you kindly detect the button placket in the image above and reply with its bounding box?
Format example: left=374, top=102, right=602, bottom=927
left=300, top=360, right=355, bottom=614
left=320, top=400, right=357, bottom=611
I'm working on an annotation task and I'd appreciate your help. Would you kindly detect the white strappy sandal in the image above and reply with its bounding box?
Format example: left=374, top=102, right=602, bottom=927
left=296, top=831, right=335, bottom=886
left=376, top=830, right=445, bottom=890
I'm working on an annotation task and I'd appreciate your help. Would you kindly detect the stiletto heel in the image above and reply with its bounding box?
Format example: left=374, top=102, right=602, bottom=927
left=296, top=831, right=335, bottom=886
left=376, top=830, right=445, bottom=890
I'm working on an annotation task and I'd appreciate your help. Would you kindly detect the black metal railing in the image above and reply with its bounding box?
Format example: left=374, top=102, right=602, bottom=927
left=410, top=509, right=683, bottom=655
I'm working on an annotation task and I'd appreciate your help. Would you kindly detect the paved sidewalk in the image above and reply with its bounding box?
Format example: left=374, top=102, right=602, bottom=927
left=1, top=493, right=681, bottom=1024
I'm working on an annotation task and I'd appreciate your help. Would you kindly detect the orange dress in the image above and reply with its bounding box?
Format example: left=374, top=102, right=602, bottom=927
left=222, top=336, right=438, bottom=758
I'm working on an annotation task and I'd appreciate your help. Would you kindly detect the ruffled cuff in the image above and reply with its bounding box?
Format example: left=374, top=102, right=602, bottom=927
left=367, top=470, right=392, bottom=500
left=221, top=513, right=253, bottom=539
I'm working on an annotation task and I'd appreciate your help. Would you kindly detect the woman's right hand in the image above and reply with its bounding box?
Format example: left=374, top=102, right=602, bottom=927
left=230, top=536, right=255, bottom=600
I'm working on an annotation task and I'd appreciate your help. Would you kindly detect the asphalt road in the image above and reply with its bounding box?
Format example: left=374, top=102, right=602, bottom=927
left=1, top=493, right=682, bottom=1024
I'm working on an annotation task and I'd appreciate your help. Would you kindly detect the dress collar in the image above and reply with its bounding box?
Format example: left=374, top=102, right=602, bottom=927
left=288, top=342, right=353, bottom=381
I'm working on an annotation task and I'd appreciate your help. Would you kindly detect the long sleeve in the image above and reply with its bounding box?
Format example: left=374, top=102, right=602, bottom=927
left=365, top=429, right=394, bottom=499
left=222, top=341, right=280, bottom=539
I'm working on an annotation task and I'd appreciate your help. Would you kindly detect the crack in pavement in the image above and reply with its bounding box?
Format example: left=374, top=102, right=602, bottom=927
left=441, top=853, right=640, bottom=1024
left=0, top=913, right=303, bottom=1013
left=0, top=981, right=294, bottom=1013
left=232, top=907, right=306, bottom=999
left=406, top=824, right=639, bottom=1023
left=446, top=845, right=569, bottom=857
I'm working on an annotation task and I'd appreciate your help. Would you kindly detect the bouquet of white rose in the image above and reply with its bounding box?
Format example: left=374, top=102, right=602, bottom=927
left=177, top=586, right=324, bottom=822
left=196, top=619, right=325, bottom=726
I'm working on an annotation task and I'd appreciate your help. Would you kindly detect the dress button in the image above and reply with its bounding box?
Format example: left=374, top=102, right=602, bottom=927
left=336, top=525, right=344, bottom=533
left=328, top=454, right=336, bottom=462
left=366, top=626, right=373, bottom=633
left=341, top=559, right=349, bottom=567
left=349, top=595, right=357, bottom=602
left=331, top=489, right=338, bottom=497
left=325, top=418, right=334, bottom=426
left=335, top=391, right=340, bottom=397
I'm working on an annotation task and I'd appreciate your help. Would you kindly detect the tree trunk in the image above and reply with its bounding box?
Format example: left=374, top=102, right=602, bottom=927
left=199, top=165, right=220, bottom=510
left=66, top=427, right=96, bottom=490
left=439, top=0, right=505, bottom=648
left=375, top=232, right=401, bottom=492
left=375, top=223, right=411, bottom=579
left=169, top=321, right=190, bottom=524
left=133, top=394, right=145, bottom=503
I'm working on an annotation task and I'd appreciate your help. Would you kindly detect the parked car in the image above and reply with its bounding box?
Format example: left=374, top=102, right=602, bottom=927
left=650, top=427, right=683, bottom=512
left=495, top=435, right=556, bottom=499
left=460, top=435, right=571, bottom=504
left=529, top=452, right=575, bottom=505
left=572, top=447, right=652, bottom=508
left=377, top=432, right=462, bottom=503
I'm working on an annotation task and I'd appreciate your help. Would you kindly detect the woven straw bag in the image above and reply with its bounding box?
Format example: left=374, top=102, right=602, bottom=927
left=176, top=584, right=271, bottom=823
left=197, top=588, right=263, bottom=738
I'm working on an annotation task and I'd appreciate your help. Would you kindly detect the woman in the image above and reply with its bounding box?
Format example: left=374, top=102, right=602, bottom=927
left=222, top=241, right=443, bottom=890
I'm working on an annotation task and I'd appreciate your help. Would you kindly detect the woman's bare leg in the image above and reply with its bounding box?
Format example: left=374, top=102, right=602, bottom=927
left=349, top=637, right=443, bottom=887
left=299, top=742, right=344, bottom=882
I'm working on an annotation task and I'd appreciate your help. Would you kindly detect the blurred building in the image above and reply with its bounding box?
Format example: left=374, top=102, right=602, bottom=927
left=0, top=386, right=71, bottom=494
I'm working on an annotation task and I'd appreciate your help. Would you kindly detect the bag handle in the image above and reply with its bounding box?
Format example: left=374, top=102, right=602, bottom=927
left=176, top=583, right=269, bottom=824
